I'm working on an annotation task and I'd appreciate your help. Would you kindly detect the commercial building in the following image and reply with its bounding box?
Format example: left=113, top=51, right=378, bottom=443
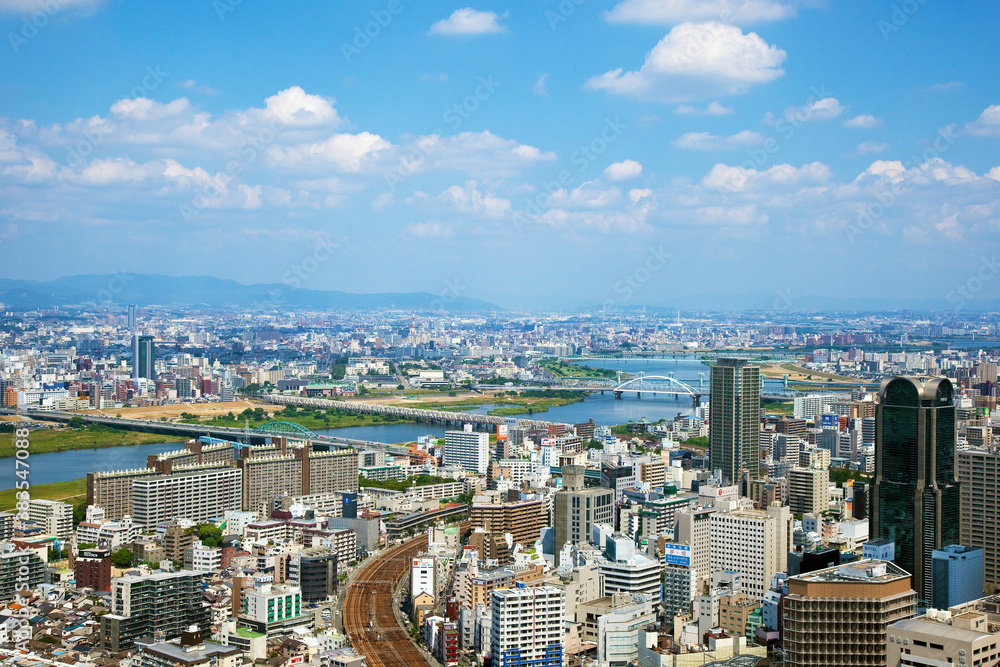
left=132, top=467, right=243, bottom=529
left=788, top=467, right=830, bottom=516
left=873, top=376, right=960, bottom=602
left=887, top=610, right=1000, bottom=667
left=137, top=335, right=156, bottom=379
left=443, top=428, right=490, bottom=474
left=289, top=546, right=338, bottom=602
left=783, top=560, right=917, bottom=667
left=553, top=466, right=614, bottom=555
left=412, top=556, right=436, bottom=600
left=674, top=506, right=714, bottom=582
left=240, top=582, right=303, bottom=626
left=932, top=545, right=984, bottom=610
left=74, top=548, right=112, bottom=592
left=600, top=539, right=662, bottom=600
left=470, top=498, right=545, bottom=548
left=663, top=543, right=698, bottom=620
left=958, top=447, right=1000, bottom=589
left=709, top=506, right=791, bottom=601
left=28, top=499, right=73, bottom=540
left=491, top=586, right=565, bottom=667
left=576, top=592, right=656, bottom=667
left=134, top=628, right=243, bottom=667
left=710, top=358, right=762, bottom=485
left=100, top=570, right=210, bottom=653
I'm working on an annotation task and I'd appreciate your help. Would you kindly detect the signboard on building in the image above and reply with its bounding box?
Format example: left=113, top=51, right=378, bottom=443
left=664, top=544, right=692, bottom=567
left=821, top=413, right=838, bottom=428
left=497, top=424, right=508, bottom=441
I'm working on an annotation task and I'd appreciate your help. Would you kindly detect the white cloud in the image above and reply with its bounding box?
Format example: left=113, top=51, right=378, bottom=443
left=266, top=132, right=391, bottom=172
left=843, top=114, right=884, bottom=129
left=407, top=221, right=452, bottom=238
left=177, top=79, right=218, bottom=95
left=675, top=101, right=734, bottom=116
left=604, top=160, right=643, bottom=181
left=391, top=131, right=556, bottom=177
left=701, top=161, right=831, bottom=193
left=604, top=0, right=797, bottom=25
left=435, top=180, right=511, bottom=218
left=259, top=86, right=340, bottom=127
left=765, top=97, right=844, bottom=125
left=966, top=105, right=1000, bottom=137
left=927, top=81, right=963, bottom=93
left=629, top=188, right=653, bottom=203
left=0, top=0, right=102, bottom=14
left=420, top=72, right=449, bottom=83
left=533, top=74, right=549, bottom=96
left=429, top=8, right=506, bottom=35
left=856, top=141, right=888, bottom=155
left=674, top=130, right=765, bottom=150
left=372, top=191, right=395, bottom=210
left=586, top=22, right=786, bottom=103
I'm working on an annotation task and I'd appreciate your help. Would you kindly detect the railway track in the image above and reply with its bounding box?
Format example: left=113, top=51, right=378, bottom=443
left=343, top=535, right=432, bottom=667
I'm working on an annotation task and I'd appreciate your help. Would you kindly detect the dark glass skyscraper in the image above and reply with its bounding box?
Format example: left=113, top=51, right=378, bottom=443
left=710, top=358, right=761, bottom=485
left=872, top=376, right=960, bottom=602
left=137, top=335, right=155, bottom=379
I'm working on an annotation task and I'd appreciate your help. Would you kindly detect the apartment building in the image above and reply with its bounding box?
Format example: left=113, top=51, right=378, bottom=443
left=470, top=498, right=545, bottom=548
left=491, top=586, right=565, bottom=667
left=788, top=467, right=830, bottom=516
left=132, top=467, right=243, bottom=529
left=443, top=428, right=490, bottom=474
left=958, top=448, right=1000, bottom=588
left=100, top=570, right=210, bottom=652
left=710, top=506, right=791, bottom=601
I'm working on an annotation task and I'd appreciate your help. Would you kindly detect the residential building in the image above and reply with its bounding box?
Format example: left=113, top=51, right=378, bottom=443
left=443, top=428, right=490, bottom=474
left=241, top=582, right=303, bottom=625
left=100, top=570, right=210, bottom=653
left=710, top=358, right=762, bottom=484
left=289, top=546, right=338, bottom=602
left=491, top=586, right=565, bottom=667
left=412, top=556, right=436, bottom=600
left=958, top=447, right=1000, bottom=588
left=873, top=376, right=960, bottom=602
left=134, top=628, right=243, bottom=667
left=74, top=547, right=112, bottom=592
left=132, top=467, right=243, bottom=529
left=470, top=498, right=545, bottom=547
left=788, top=467, right=830, bottom=516
left=0, top=548, right=44, bottom=599
left=28, top=499, right=73, bottom=540
left=674, top=506, right=714, bottom=582
left=783, top=560, right=917, bottom=667
left=576, top=592, right=656, bottom=667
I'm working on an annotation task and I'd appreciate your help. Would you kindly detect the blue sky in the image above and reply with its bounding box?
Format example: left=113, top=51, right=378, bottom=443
left=1, top=0, right=999, bottom=310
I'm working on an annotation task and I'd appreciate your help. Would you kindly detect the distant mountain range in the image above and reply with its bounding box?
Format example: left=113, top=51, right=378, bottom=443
left=0, top=274, right=499, bottom=312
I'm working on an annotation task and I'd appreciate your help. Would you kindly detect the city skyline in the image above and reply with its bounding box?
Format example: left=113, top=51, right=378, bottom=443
left=0, top=3, right=998, bottom=309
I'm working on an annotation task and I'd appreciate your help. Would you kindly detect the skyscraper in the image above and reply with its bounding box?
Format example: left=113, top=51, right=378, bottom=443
left=710, top=358, right=761, bottom=485
left=137, top=335, right=155, bottom=379
left=127, top=304, right=137, bottom=330
left=872, top=376, right=960, bottom=602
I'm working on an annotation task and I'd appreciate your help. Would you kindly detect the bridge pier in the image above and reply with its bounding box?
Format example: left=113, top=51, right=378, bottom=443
left=693, top=395, right=701, bottom=408
left=636, top=392, right=641, bottom=399
left=614, top=391, right=622, bottom=400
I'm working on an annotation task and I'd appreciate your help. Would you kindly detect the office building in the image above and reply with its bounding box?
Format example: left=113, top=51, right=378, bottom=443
left=443, top=428, right=490, bottom=474
left=241, top=582, right=303, bottom=625
left=710, top=505, right=791, bottom=601
left=662, top=551, right=698, bottom=619
left=931, top=545, right=984, bottom=610
left=132, top=467, right=242, bottom=529
left=491, top=586, right=565, bottom=667
left=783, top=560, right=917, bottom=667
left=28, top=498, right=73, bottom=540
left=710, top=358, right=762, bottom=484
left=75, top=548, right=113, bottom=592
left=958, top=447, right=1000, bottom=589
left=137, top=335, right=156, bottom=379
left=552, top=466, right=614, bottom=555
left=788, top=466, right=830, bottom=516
left=289, top=546, right=338, bottom=602
left=576, top=592, right=656, bottom=667
left=600, top=536, right=662, bottom=600
left=412, top=556, right=436, bottom=600
left=873, top=376, right=960, bottom=602
left=470, top=498, right=545, bottom=548
left=674, top=506, right=714, bottom=582
left=888, top=610, right=1000, bottom=667
left=100, top=570, right=210, bottom=653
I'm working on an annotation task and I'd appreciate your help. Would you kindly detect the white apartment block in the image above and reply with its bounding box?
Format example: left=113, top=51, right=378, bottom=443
left=132, top=467, right=243, bottom=529
left=793, top=394, right=839, bottom=420
left=444, top=429, right=490, bottom=475
left=710, top=506, right=791, bottom=601
left=491, top=586, right=566, bottom=667
left=29, top=499, right=73, bottom=540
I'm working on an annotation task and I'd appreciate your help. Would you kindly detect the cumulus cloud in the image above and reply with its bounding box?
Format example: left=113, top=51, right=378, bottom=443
left=843, top=114, right=884, bottom=129
left=533, top=74, right=549, bottom=96
left=429, top=8, right=506, bottom=35
left=586, top=22, right=786, bottom=103
left=673, top=130, right=765, bottom=150
left=604, top=0, right=798, bottom=25
left=764, top=97, right=844, bottom=125
left=266, top=132, right=391, bottom=172
left=966, top=105, right=1000, bottom=137
left=435, top=180, right=511, bottom=218
left=603, top=160, right=643, bottom=181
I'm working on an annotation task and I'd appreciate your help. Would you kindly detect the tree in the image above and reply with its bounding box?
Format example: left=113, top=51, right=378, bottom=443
left=73, top=499, right=88, bottom=526
left=111, top=548, right=134, bottom=568
left=397, top=384, right=405, bottom=390
left=197, top=524, right=223, bottom=548
left=67, top=416, right=85, bottom=429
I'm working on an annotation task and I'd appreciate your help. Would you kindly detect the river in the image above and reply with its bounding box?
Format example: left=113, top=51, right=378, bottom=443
left=1, top=358, right=756, bottom=489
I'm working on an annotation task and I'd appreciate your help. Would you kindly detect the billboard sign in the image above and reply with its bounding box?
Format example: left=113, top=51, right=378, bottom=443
left=664, top=544, right=692, bottom=567
left=497, top=424, right=508, bottom=441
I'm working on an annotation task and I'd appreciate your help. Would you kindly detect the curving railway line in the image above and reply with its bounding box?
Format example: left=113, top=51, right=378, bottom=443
left=343, top=535, right=432, bottom=667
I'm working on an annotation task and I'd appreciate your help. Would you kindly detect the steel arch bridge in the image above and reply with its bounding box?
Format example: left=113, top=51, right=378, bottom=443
left=613, top=374, right=700, bottom=397
left=252, top=421, right=315, bottom=437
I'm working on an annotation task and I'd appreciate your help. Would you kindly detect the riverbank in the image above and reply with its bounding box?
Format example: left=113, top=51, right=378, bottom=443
left=0, top=426, right=185, bottom=459
left=0, top=478, right=86, bottom=511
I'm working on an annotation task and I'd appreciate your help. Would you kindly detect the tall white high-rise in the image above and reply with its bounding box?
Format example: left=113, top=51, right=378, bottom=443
left=491, top=586, right=565, bottom=667
left=709, top=505, right=791, bottom=601
left=444, top=428, right=490, bottom=474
